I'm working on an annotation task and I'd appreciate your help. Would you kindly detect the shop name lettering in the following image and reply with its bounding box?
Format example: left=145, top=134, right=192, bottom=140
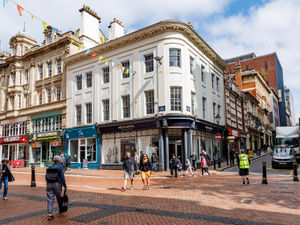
left=37, top=132, right=58, bottom=138
left=3, top=137, right=19, bottom=142
left=118, top=125, right=135, bottom=130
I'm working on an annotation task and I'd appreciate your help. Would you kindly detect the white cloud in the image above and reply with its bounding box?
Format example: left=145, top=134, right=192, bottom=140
left=205, top=0, right=300, bottom=121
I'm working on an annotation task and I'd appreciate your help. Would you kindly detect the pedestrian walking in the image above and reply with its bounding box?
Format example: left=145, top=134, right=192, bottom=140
left=238, top=149, right=250, bottom=185
left=230, top=148, right=235, bottom=166
left=139, top=151, right=144, bottom=166
left=0, top=159, right=15, bottom=200
left=134, top=152, right=139, bottom=167
left=66, top=156, right=72, bottom=171
left=46, top=155, right=67, bottom=221
left=60, top=153, right=66, bottom=170
left=122, top=152, right=138, bottom=191
left=170, top=154, right=180, bottom=178
left=184, top=159, right=194, bottom=177
left=190, top=152, right=197, bottom=171
left=151, top=152, right=158, bottom=172
left=201, top=155, right=210, bottom=176
left=140, top=154, right=153, bottom=190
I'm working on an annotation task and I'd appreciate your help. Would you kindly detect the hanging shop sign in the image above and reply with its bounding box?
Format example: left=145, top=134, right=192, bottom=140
left=50, top=139, right=62, bottom=147
left=0, top=136, right=27, bottom=144
left=32, top=142, right=42, bottom=148
left=30, top=131, right=62, bottom=141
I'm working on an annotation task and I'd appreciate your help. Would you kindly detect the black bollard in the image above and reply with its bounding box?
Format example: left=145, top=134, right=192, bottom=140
left=218, top=160, right=221, bottom=168
left=213, top=160, right=216, bottom=170
left=31, top=165, right=36, bottom=187
left=262, top=161, right=268, bottom=184
left=293, top=162, right=299, bottom=182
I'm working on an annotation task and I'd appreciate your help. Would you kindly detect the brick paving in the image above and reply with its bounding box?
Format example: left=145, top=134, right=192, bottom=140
left=0, top=169, right=299, bottom=225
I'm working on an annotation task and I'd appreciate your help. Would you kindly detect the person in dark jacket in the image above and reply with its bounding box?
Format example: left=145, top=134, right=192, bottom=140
left=66, top=156, right=72, bottom=171
left=170, top=154, right=180, bottom=178
left=190, top=152, right=197, bottom=171
left=140, top=154, right=153, bottom=190
left=122, top=152, right=138, bottom=191
left=46, top=155, right=67, bottom=221
left=139, top=151, right=144, bottom=166
left=0, top=159, right=15, bottom=200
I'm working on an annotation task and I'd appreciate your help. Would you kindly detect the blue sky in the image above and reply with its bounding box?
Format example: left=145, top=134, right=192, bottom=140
left=0, top=0, right=299, bottom=123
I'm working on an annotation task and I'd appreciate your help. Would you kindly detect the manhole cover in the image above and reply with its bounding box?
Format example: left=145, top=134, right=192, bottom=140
left=242, top=199, right=253, bottom=204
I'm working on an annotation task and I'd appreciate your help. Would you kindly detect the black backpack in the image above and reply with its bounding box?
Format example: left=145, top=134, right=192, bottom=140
left=46, top=167, right=59, bottom=183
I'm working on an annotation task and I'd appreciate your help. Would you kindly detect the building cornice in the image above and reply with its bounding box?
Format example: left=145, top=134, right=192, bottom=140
left=65, top=20, right=227, bottom=70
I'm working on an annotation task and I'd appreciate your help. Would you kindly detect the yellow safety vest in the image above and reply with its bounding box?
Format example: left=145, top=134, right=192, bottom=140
left=239, top=154, right=250, bottom=169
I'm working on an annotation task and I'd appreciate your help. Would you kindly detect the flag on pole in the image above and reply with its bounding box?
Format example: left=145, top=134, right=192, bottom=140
left=70, top=39, right=74, bottom=45
left=91, top=52, right=97, bottom=57
left=42, top=21, right=48, bottom=30
left=17, top=4, right=24, bottom=16
left=117, top=64, right=120, bottom=70
left=78, top=44, right=83, bottom=51
left=105, top=59, right=109, bottom=65
left=126, top=68, right=129, bottom=74
left=98, top=56, right=103, bottom=62
left=31, top=14, right=34, bottom=20
left=122, top=67, right=125, bottom=73
left=85, top=49, right=91, bottom=55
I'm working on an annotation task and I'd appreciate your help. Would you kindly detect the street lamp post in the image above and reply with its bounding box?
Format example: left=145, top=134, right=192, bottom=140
left=215, top=114, right=221, bottom=168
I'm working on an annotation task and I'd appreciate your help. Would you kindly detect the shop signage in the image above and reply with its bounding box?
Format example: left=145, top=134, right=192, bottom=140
left=205, top=126, right=213, bottom=131
left=186, top=106, right=190, bottom=112
left=32, top=142, right=41, bottom=148
left=215, top=134, right=222, bottom=140
left=158, top=106, right=166, bottom=112
left=50, top=140, right=62, bottom=147
left=0, top=136, right=27, bottom=144
left=228, top=128, right=241, bottom=137
left=117, top=125, right=135, bottom=130
left=30, top=131, right=62, bottom=141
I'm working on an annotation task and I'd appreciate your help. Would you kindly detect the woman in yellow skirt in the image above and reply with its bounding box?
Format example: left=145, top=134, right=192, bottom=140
left=140, top=154, right=153, bottom=190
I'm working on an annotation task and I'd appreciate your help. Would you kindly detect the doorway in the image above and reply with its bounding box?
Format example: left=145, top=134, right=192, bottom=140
left=121, top=139, right=136, bottom=162
left=169, top=140, right=182, bottom=161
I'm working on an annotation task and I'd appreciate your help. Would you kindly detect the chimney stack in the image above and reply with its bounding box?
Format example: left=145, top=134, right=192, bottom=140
left=108, top=18, right=125, bottom=40
left=79, top=6, right=101, bottom=49
left=234, top=60, right=243, bottom=91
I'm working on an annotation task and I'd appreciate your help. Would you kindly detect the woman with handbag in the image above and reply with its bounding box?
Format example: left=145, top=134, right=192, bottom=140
left=140, top=154, right=153, bottom=190
left=0, top=159, right=15, bottom=200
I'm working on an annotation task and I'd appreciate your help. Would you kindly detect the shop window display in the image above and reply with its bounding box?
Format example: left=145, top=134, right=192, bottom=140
left=69, top=138, right=96, bottom=163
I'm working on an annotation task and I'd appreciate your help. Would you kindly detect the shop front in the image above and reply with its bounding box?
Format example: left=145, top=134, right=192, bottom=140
left=29, top=130, right=63, bottom=167
left=98, top=116, right=225, bottom=171
left=0, top=136, right=28, bottom=167
left=64, top=126, right=99, bottom=169
left=226, top=128, right=242, bottom=159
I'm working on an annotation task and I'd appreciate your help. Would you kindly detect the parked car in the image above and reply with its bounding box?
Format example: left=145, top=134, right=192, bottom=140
left=272, top=147, right=294, bottom=169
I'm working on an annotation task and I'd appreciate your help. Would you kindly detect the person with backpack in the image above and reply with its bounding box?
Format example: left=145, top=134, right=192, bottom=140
left=170, top=154, right=180, bottom=178
left=0, top=159, right=15, bottom=200
left=46, top=155, right=67, bottom=221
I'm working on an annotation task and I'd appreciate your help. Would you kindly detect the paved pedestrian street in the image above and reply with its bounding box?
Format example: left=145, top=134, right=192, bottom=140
left=0, top=169, right=299, bottom=225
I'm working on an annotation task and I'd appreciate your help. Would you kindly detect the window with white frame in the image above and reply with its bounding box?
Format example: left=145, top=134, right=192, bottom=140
left=102, top=67, right=109, bottom=83
left=70, top=138, right=96, bottom=163
left=56, top=59, right=62, bottom=74
left=86, top=72, right=92, bottom=88
left=38, top=65, right=43, bottom=80
left=201, top=66, right=205, bottom=83
left=191, top=92, right=195, bottom=114
left=39, top=93, right=43, bottom=105
left=216, top=76, right=220, bottom=92
left=25, top=69, right=29, bottom=83
left=56, top=86, right=61, bottom=101
left=170, top=87, right=182, bottom=111
left=2, top=122, right=27, bottom=137
left=190, top=56, right=194, bottom=74
left=202, top=97, right=207, bottom=119
left=144, top=54, right=154, bottom=73
left=217, top=104, right=221, bottom=117
left=122, top=61, right=130, bottom=78
left=31, top=115, right=61, bottom=133
left=169, top=49, right=181, bottom=67
left=11, top=96, right=15, bottom=110
left=18, top=94, right=21, bottom=109
left=25, top=94, right=29, bottom=108
left=211, top=73, right=215, bottom=89
left=12, top=73, right=16, bottom=86
left=102, top=99, right=109, bottom=121
left=47, top=62, right=52, bottom=77
left=145, top=90, right=154, bottom=114
left=76, top=105, right=82, bottom=125
left=213, top=102, right=216, bottom=118
left=86, top=103, right=92, bottom=124
left=47, top=88, right=51, bottom=103
left=122, top=95, right=130, bottom=118
left=76, top=75, right=82, bottom=90
left=19, top=71, right=22, bottom=85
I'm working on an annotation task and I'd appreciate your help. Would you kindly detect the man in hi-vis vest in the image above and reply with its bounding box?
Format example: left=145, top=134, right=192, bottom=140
left=238, top=149, right=250, bottom=185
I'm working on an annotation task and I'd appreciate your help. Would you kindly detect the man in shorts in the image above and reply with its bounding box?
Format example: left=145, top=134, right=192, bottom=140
left=238, top=149, right=250, bottom=185
left=122, top=152, right=138, bottom=191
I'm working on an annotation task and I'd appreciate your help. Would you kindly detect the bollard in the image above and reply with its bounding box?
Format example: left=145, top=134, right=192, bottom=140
left=213, top=160, right=216, bottom=170
left=31, top=165, right=36, bottom=187
left=218, top=160, right=221, bottom=168
left=262, top=161, right=268, bottom=184
left=293, top=162, right=299, bottom=182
